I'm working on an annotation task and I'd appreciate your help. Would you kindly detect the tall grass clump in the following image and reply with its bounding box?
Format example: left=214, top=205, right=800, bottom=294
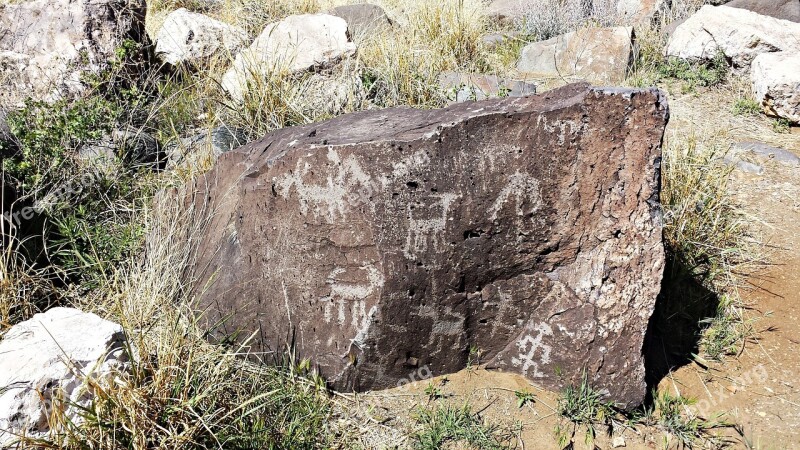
left=0, top=230, right=61, bottom=334
left=359, top=0, right=490, bottom=108
left=411, top=403, right=510, bottom=450
left=657, top=132, right=762, bottom=362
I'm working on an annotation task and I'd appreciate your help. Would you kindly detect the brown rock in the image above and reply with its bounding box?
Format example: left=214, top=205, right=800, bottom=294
left=178, top=83, right=668, bottom=408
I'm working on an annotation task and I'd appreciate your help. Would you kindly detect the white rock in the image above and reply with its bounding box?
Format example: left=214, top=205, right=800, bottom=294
left=0, top=0, right=146, bottom=106
left=516, top=27, right=633, bottom=84
left=752, top=52, right=800, bottom=124
left=0, top=308, right=128, bottom=446
left=155, top=8, right=248, bottom=67
left=221, top=14, right=356, bottom=102
left=666, top=5, right=800, bottom=70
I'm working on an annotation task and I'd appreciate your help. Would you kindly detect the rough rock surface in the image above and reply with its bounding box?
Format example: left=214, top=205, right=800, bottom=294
left=0, top=308, right=128, bottom=446
left=0, top=108, right=12, bottom=150
left=616, top=0, right=667, bottom=23
left=751, top=52, right=800, bottom=124
left=0, top=0, right=147, bottom=107
left=179, top=83, right=668, bottom=407
left=666, top=5, right=800, bottom=70
left=724, top=0, right=800, bottom=22
left=438, top=72, right=536, bottom=103
left=155, top=8, right=248, bottom=66
left=517, top=27, right=633, bottom=84
left=221, top=14, right=356, bottom=102
left=733, top=141, right=800, bottom=166
left=328, top=3, right=392, bottom=37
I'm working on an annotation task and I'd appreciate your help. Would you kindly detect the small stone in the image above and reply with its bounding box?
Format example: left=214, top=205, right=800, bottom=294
left=611, top=436, right=627, bottom=448
left=723, top=155, right=764, bottom=175
left=733, top=141, right=800, bottom=166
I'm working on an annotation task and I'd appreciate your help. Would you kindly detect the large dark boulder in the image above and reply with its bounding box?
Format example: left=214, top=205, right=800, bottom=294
left=178, top=83, right=668, bottom=408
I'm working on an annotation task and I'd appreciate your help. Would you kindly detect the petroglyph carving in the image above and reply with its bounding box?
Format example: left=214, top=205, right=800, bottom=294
left=511, top=323, right=553, bottom=378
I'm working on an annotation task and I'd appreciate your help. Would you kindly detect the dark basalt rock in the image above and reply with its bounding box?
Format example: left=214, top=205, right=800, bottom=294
left=177, top=83, right=669, bottom=408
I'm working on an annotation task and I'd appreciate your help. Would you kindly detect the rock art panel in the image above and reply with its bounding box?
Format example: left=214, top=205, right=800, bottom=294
left=177, top=83, right=668, bottom=408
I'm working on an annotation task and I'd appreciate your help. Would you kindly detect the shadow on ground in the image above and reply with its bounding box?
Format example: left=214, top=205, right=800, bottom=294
left=643, top=253, right=720, bottom=399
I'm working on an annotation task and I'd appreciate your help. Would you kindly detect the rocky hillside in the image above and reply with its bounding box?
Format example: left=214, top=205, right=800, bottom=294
left=0, top=0, right=798, bottom=448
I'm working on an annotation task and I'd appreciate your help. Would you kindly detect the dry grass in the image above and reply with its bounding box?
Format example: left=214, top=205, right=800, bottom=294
left=0, top=0, right=784, bottom=447
left=7, top=191, right=351, bottom=449
left=657, top=81, right=769, bottom=360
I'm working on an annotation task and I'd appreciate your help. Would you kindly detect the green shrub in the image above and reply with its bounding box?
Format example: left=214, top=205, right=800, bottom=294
left=732, top=97, right=761, bottom=116
left=3, top=97, right=118, bottom=193
left=656, top=52, right=728, bottom=90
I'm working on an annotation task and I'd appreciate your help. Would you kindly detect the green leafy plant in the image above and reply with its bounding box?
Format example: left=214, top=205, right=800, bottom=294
left=772, top=117, right=792, bottom=133
left=656, top=52, right=729, bottom=91
left=515, top=389, right=536, bottom=408
left=424, top=381, right=446, bottom=401
left=4, top=97, right=118, bottom=192
left=732, top=97, right=761, bottom=116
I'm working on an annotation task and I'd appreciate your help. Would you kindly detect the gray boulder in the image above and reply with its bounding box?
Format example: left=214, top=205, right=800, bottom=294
left=517, top=27, right=634, bottom=84
left=616, top=0, right=668, bottom=23
left=0, top=0, right=147, bottom=107
left=328, top=4, right=392, bottom=38
left=166, top=126, right=248, bottom=169
left=221, top=14, right=357, bottom=102
left=79, top=128, right=160, bottom=174
left=666, top=5, right=800, bottom=71
left=751, top=51, right=800, bottom=124
left=0, top=308, right=128, bottom=447
left=724, top=0, right=800, bottom=22
left=155, top=8, right=248, bottom=67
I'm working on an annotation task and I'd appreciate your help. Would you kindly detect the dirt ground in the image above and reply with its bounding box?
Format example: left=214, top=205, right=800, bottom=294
left=336, top=82, right=800, bottom=450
